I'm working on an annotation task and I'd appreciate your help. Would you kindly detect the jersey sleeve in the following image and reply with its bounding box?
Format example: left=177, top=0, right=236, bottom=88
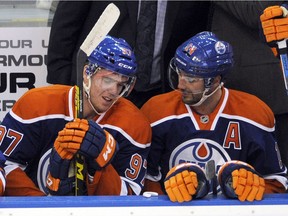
left=0, top=112, right=42, bottom=165
left=143, top=179, right=165, bottom=194
left=4, top=166, right=45, bottom=196
left=109, top=133, right=151, bottom=195
left=141, top=95, right=176, bottom=188
left=265, top=179, right=287, bottom=193
left=86, top=164, right=122, bottom=195
left=247, top=130, right=288, bottom=191
left=0, top=168, right=5, bottom=196
left=97, top=99, right=152, bottom=195
left=0, top=151, right=6, bottom=196
left=145, top=124, right=166, bottom=179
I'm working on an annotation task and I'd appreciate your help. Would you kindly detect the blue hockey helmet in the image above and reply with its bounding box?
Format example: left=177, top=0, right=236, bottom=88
left=87, top=35, right=137, bottom=77
left=169, top=31, right=233, bottom=89
left=84, top=35, right=137, bottom=98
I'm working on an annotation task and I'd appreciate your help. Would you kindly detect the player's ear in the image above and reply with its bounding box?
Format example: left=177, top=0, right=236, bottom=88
left=214, top=75, right=222, bottom=84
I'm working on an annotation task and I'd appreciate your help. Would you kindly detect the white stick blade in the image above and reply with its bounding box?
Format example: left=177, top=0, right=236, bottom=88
left=80, top=3, right=120, bottom=56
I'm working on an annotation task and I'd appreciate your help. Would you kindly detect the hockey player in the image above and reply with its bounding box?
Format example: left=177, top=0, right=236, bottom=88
left=0, top=151, right=6, bottom=196
left=141, top=31, right=288, bottom=203
left=0, top=35, right=151, bottom=196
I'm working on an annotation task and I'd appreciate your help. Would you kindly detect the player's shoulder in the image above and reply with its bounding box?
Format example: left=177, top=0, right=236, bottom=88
left=12, top=85, right=74, bottom=119
left=141, top=90, right=186, bottom=122
left=102, top=98, right=152, bottom=144
left=226, top=89, right=274, bottom=127
left=111, top=97, right=149, bottom=122
left=14, top=85, right=72, bottom=104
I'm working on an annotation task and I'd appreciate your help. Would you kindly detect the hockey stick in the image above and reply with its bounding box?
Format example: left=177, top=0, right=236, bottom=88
left=205, top=159, right=217, bottom=196
left=277, top=39, right=288, bottom=95
left=75, top=3, right=120, bottom=195
left=276, top=6, right=288, bottom=95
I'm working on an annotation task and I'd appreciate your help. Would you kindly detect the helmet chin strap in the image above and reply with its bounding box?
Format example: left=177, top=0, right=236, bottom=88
left=83, top=77, right=103, bottom=116
left=191, top=82, right=223, bottom=107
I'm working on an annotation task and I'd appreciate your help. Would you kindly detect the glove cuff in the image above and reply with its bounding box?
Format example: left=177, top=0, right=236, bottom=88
left=193, top=166, right=209, bottom=199
left=49, top=148, right=72, bottom=179
left=47, top=172, right=75, bottom=195
left=218, top=161, right=257, bottom=199
left=281, top=4, right=288, bottom=16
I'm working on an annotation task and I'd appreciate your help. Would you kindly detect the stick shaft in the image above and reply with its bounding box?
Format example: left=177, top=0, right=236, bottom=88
left=74, top=3, right=120, bottom=196
left=278, top=39, right=288, bottom=95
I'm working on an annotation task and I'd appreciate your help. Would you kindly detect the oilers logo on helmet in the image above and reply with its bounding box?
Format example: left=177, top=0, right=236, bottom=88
left=119, top=47, right=132, bottom=56
left=215, top=41, right=226, bottom=55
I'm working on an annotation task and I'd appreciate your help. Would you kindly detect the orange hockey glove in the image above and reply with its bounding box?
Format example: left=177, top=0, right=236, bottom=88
left=47, top=118, right=118, bottom=195
left=260, top=5, right=288, bottom=43
left=218, top=161, right=265, bottom=202
left=58, top=119, right=118, bottom=167
left=0, top=151, right=6, bottom=196
left=56, top=118, right=89, bottom=155
left=58, top=118, right=118, bottom=176
left=164, top=163, right=209, bottom=203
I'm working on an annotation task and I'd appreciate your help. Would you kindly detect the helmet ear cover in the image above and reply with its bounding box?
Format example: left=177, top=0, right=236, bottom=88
left=86, top=62, right=99, bottom=76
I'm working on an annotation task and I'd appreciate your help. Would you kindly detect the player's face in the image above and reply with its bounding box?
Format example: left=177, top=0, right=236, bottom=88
left=177, top=71, right=205, bottom=105
left=89, top=69, right=130, bottom=113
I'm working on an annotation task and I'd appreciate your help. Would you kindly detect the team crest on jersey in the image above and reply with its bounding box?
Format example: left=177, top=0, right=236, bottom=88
left=170, top=138, right=231, bottom=193
left=169, top=138, right=231, bottom=173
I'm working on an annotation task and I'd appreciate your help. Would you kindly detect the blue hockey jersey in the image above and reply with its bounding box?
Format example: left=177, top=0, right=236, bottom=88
left=141, top=88, right=287, bottom=193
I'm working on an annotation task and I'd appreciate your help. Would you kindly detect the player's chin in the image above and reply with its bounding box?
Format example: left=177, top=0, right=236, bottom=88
left=99, top=100, right=115, bottom=112
left=182, top=97, right=198, bottom=106
left=181, top=94, right=192, bottom=102
left=97, top=104, right=111, bottom=113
